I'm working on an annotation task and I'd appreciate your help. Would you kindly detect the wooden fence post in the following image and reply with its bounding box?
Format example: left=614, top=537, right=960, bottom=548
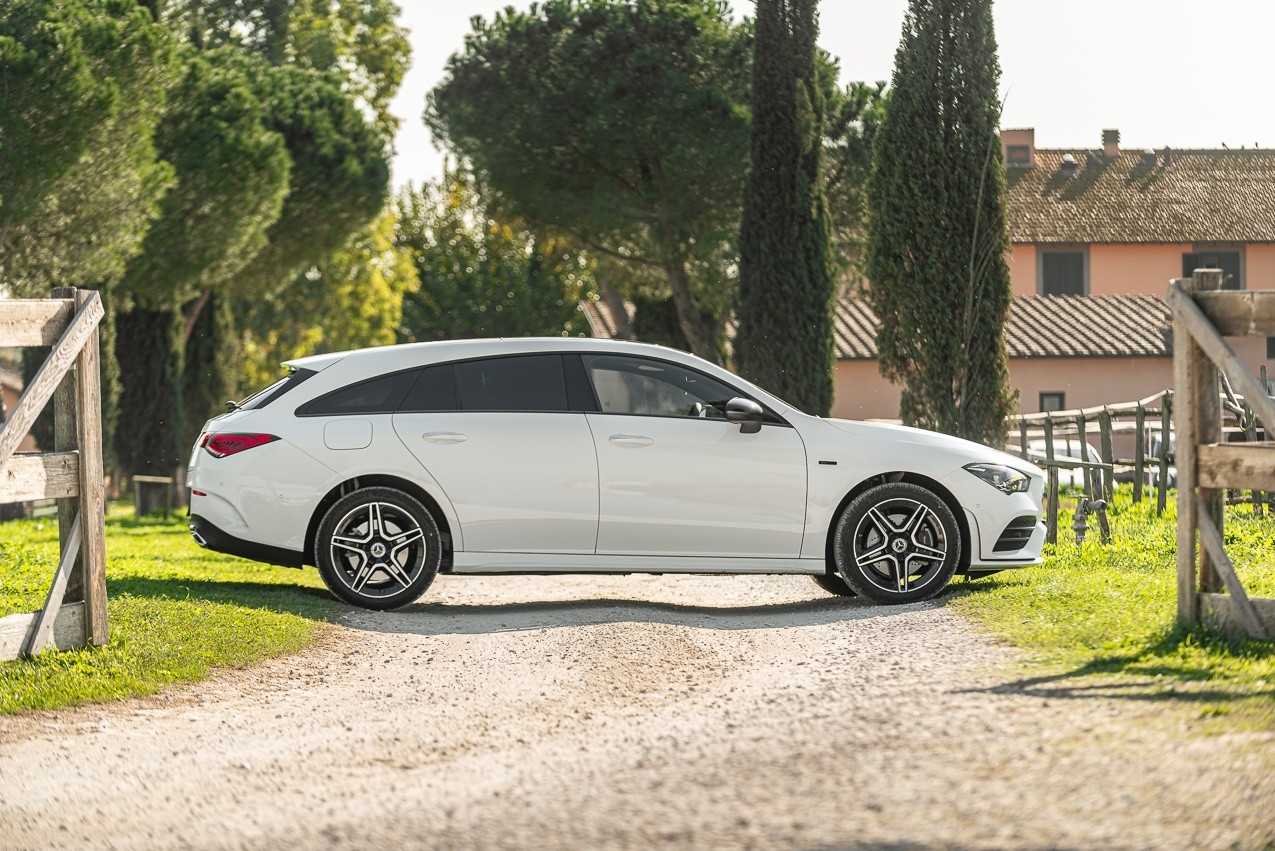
left=1133, top=402, right=1146, bottom=504
left=1174, top=270, right=1224, bottom=628
left=1157, top=392, right=1172, bottom=517
left=1099, top=407, right=1114, bottom=501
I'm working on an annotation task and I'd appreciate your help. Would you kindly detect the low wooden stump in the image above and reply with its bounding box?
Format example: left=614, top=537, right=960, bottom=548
left=133, top=476, right=173, bottom=519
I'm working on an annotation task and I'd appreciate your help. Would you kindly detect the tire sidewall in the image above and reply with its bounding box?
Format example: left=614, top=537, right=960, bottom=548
left=316, top=486, right=441, bottom=610
left=833, top=482, right=960, bottom=605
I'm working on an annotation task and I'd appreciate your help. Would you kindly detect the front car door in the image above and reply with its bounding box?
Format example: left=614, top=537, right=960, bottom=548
left=582, top=354, right=807, bottom=558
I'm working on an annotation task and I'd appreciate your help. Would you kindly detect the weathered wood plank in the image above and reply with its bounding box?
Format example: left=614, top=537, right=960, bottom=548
left=1166, top=285, right=1275, bottom=433
left=73, top=288, right=108, bottom=646
left=0, top=603, right=86, bottom=663
left=0, top=291, right=103, bottom=471
left=1200, top=594, right=1275, bottom=644
left=0, top=299, right=73, bottom=347
left=25, top=513, right=82, bottom=655
left=0, top=451, right=79, bottom=503
left=1172, top=279, right=1202, bottom=627
left=1196, top=443, right=1275, bottom=491
left=1195, top=499, right=1269, bottom=640
left=1194, top=290, right=1275, bottom=337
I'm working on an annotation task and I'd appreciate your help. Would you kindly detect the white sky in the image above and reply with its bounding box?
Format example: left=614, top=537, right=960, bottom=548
left=389, top=0, right=1275, bottom=189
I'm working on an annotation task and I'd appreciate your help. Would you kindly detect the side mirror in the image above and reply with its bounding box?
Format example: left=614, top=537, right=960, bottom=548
left=725, top=397, right=765, bottom=434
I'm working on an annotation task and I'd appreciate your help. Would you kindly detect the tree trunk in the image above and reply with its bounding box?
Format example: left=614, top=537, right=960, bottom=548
left=663, top=260, right=719, bottom=364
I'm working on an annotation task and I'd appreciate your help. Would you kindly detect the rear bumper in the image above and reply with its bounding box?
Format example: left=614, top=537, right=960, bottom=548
left=189, top=514, right=304, bottom=568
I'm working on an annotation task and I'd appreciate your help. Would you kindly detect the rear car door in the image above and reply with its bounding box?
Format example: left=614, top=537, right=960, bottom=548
left=392, top=354, right=599, bottom=554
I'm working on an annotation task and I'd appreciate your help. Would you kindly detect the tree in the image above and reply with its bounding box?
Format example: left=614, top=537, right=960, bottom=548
left=736, top=0, right=835, bottom=415
left=231, top=62, right=391, bottom=296
left=824, top=80, right=888, bottom=289
left=425, top=0, right=752, bottom=364
left=0, top=0, right=177, bottom=291
left=118, top=47, right=291, bottom=314
left=165, top=0, right=409, bottom=134
left=394, top=172, right=596, bottom=344
left=237, top=211, right=417, bottom=394
left=866, top=0, right=1015, bottom=444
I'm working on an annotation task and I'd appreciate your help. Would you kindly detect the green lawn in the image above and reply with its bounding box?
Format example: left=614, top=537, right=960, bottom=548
left=951, top=489, right=1275, bottom=729
left=1, top=505, right=339, bottom=714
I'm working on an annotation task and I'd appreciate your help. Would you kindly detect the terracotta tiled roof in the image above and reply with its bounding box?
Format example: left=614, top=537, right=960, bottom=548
left=1006, top=148, right=1275, bottom=244
left=583, top=296, right=1172, bottom=361
left=834, top=295, right=1171, bottom=360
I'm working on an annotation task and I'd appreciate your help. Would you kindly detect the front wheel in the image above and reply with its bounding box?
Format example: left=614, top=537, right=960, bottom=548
left=316, top=487, right=441, bottom=610
left=832, top=482, right=960, bottom=605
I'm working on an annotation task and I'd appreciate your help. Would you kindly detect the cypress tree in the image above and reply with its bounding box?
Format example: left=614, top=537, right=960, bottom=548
left=866, top=0, right=1016, bottom=444
left=182, top=291, right=241, bottom=450
left=115, top=307, right=185, bottom=479
left=736, top=0, right=835, bottom=415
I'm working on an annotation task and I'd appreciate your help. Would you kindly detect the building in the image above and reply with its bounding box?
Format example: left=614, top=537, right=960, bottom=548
left=585, top=128, right=1275, bottom=423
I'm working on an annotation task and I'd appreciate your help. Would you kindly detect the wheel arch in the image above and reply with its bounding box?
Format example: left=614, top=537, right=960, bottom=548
left=824, top=471, right=972, bottom=575
left=305, top=475, right=454, bottom=570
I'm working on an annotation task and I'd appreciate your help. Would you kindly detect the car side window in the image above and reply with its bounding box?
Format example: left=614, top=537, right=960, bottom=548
left=297, top=369, right=420, bottom=416
left=455, top=354, right=568, bottom=412
left=399, top=364, right=459, bottom=412
left=583, top=355, right=736, bottom=419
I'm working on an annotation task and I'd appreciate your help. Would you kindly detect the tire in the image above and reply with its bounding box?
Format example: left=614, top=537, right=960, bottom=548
left=812, top=573, right=857, bottom=597
left=315, top=486, right=441, bottom=610
left=832, top=482, right=960, bottom=605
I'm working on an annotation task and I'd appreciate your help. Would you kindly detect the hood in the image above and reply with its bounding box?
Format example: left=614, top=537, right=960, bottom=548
left=824, top=418, right=1042, bottom=475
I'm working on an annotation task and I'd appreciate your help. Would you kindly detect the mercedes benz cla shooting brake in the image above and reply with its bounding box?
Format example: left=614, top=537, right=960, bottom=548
left=188, top=339, right=1046, bottom=609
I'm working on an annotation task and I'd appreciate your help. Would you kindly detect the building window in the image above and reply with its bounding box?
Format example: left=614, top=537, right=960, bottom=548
left=1039, top=250, right=1086, bottom=295
left=1040, top=392, right=1065, bottom=412
left=1006, top=145, right=1031, bottom=167
left=1268, top=336, right=1275, bottom=359
left=1183, top=248, right=1243, bottom=290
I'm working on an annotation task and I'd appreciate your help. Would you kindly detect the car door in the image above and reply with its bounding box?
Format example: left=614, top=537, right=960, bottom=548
left=392, top=354, right=598, bottom=554
left=582, top=354, right=807, bottom=558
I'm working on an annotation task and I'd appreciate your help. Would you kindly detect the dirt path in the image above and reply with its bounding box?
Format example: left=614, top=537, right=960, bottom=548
left=1, top=574, right=1273, bottom=849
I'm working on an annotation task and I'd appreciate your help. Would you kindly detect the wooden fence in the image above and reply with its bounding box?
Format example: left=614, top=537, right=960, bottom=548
left=0, top=288, right=107, bottom=660
left=1167, top=268, right=1275, bottom=641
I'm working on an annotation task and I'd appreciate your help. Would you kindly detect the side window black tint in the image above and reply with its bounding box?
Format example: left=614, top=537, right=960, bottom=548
left=456, top=355, right=567, bottom=412
left=299, top=369, right=419, bottom=416
left=399, top=364, right=459, bottom=412
left=239, top=368, right=316, bottom=411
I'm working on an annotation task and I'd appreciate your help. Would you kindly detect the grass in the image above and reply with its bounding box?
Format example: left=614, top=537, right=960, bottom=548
left=950, top=487, right=1275, bottom=730
left=0, top=504, right=339, bottom=714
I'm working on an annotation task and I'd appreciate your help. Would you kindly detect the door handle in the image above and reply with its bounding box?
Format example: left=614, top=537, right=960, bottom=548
left=423, top=432, right=468, bottom=444
left=609, top=434, right=654, bottom=447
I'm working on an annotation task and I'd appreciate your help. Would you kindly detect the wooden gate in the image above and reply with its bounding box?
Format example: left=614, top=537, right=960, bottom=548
left=1167, top=269, right=1275, bottom=640
left=0, top=288, right=107, bottom=660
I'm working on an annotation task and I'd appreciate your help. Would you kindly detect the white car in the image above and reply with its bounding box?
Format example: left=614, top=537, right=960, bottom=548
left=188, top=339, right=1046, bottom=609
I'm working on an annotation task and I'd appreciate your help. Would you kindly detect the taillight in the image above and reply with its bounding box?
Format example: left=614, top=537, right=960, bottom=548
left=202, top=433, right=280, bottom=458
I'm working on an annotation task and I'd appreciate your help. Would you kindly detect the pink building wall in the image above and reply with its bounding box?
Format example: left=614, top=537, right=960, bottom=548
left=1010, top=241, right=1275, bottom=297
left=832, top=338, right=1271, bottom=424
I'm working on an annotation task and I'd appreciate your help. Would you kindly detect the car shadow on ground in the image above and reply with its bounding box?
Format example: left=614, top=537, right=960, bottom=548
left=338, top=595, right=930, bottom=637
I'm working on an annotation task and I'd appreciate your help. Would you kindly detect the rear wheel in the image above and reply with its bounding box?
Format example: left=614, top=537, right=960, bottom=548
left=811, top=573, right=857, bottom=597
left=316, top=487, right=441, bottom=610
left=832, top=482, right=960, bottom=604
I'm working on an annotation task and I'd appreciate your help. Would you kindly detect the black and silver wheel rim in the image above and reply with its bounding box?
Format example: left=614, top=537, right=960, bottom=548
left=850, top=497, right=949, bottom=595
left=328, top=501, right=427, bottom=600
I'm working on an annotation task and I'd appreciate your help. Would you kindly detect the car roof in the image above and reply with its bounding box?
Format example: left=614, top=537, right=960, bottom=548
left=286, top=337, right=693, bottom=371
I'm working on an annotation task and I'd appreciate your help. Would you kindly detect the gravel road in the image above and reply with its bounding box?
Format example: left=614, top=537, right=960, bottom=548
left=1, top=573, right=1273, bottom=849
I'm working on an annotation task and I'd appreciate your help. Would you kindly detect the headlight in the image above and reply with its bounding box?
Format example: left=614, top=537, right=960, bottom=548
left=964, top=463, right=1031, bottom=494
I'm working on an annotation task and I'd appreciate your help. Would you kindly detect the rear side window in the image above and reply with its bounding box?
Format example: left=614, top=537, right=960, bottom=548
left=239, top=368, right=316, bottom=411
left=298, top=369, right=420, bottom=416
left=455, top=355, right=567, bottom=412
